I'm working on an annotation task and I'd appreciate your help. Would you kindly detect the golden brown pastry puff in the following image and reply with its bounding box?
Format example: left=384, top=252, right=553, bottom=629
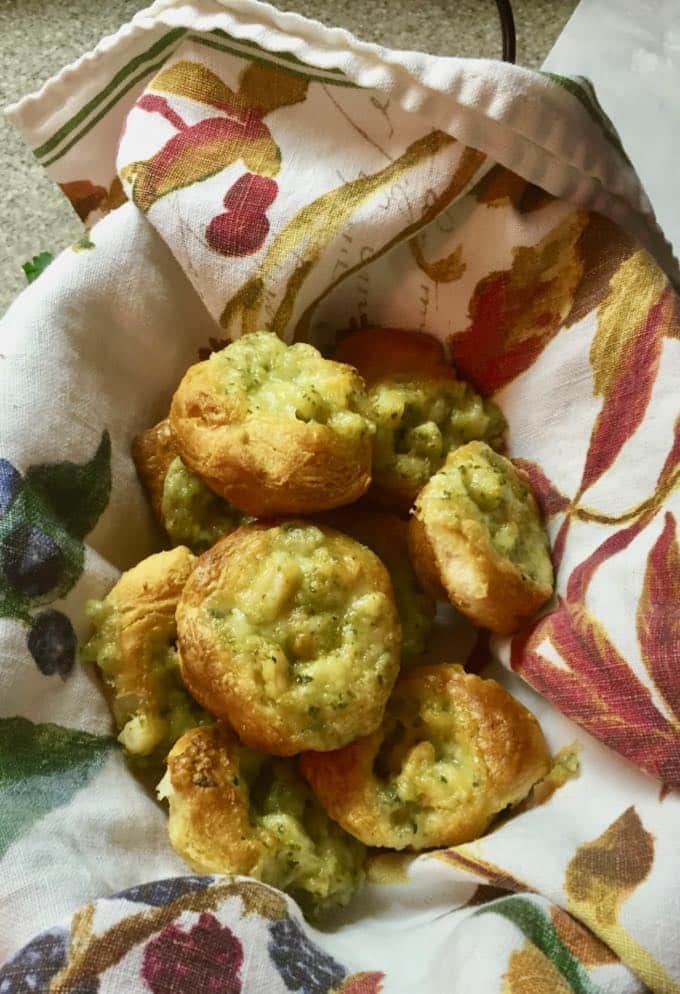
left=335, top=327, right=505, bottom=512
left=409, top=441, right=554, bottom=634
left=132, top=419, right=247, bottom=553
left=300, top=663, right=550, bottom=850
left=169, top=331, right=374, bottom=516
left=81, top=547, right=207, bottom=765
left=176, top=520, right=401, bottom=755
left=159, top=724, right=366, bottom=916
left=132, top=419, right=178, bottom=521
left=318, top=506, right=435, bottom=664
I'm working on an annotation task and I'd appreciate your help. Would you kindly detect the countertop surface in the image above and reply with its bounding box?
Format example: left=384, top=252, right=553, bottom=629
left=0, top=0, right=577, bottom=316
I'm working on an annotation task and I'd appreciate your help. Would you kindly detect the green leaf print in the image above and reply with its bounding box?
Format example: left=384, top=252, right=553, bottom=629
left=0, top=717, right=113, bottom=857
left=540, top=72, right=631, bottom=164
left=0, top=434, right=111, bottom=676
left=21, top=251, right=54, bottom=284
left=25, top=430, right=111, bottom=540
left=72, top=232, right=95, bottom=252
left=0, top=487, right=84, bottom=622
left=474, top=896, right=606, bottom=994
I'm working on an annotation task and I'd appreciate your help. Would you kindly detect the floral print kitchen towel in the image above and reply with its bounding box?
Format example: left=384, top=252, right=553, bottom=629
left=1, top=1, right=678, bottom=991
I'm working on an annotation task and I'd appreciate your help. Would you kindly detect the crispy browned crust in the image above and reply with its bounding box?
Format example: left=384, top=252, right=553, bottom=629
left=164, top=724, right=264, bottom=875
left=407, top=516, right=448, bottom=601
left=176, top=522, right=401, bottom=755
left=334, top=327, right=455, bottom=386
left=317, top=505, right=406, bottom=566
left=408, top=507, right=552, bottom=635
left=169, top=359, right=372, bottom=517
left=103, top=546, right=196, bottom=709
left=335, top=327, right=459, bottom=513
left=300, top=664, right=550, bottom=850
left=131, top=418, right=178, bottom=522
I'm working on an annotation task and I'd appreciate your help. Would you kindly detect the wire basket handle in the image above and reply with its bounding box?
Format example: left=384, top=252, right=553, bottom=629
left=494, top=0, right=516, bottom=63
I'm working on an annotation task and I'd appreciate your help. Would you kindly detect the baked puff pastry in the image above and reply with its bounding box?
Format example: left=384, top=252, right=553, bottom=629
left=335, top=327, right=505, bottom=512
left=300, top=664, right=550, bottom=850
left=170, top=331, right=375, bottom=516
left=81, top=546, right=207, bottom=763
left=132, top=419, right=247, bottom=553
left=176, top=521, right=401, bottom=755
left=409, top=442, right=554, bottom=634
left=159, top=724, right=365, bottom=916
left=317, top=505, right=435, bottom=664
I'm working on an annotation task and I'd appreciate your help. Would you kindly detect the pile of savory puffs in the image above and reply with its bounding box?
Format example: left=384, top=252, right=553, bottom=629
left=82, top=327, right=554, bottom=917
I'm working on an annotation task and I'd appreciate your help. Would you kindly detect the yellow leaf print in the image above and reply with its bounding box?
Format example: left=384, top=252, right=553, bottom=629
left=549, top=907, right=618, bottom=967
left=150, top=60, right=240, bottom=110
left=150, top=59, right=309, bottom=116
left=564, top=212, right=635, bottom=327
left=292, top=144, right=485, bottom=342
left=565, top=807, right=680, bottom=994
left=237, top=62, right=309, bottom=115
left=409, top=238, right=465, bottom=283
left=589, top=250, right=667, bottom=399
left=121, top=60, right=309, bottom=213
left=503, top=942, right=573, bottom=994
left=449, top=209, right=588, bottom=392
left=220, top=132, right=482, bottom=336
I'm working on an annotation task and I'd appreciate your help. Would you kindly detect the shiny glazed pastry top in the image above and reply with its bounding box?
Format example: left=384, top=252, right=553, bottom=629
left=176, top=520, right=402, bottom=755
left=170, top=331, right=375, bottom=516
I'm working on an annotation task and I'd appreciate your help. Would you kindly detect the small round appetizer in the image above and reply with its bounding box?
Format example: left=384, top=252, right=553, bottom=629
left=81, top=547, right=207, bottom=763
left=160, top=724, right=366, bottom=916
left=300, top=664, right=549, bottom=850
left=132, top=419, right=247, bottom=553
left=161, top=455, right=248, bottom=553
left=318, top=506, right=435, bottom=664
left=170, top=331, right=375, bottom=516
left=335, top=327, right=505, bottom=511
left=176, top=521, right=402, bottom=754
left=131, top=418, right=178, bottom=521
left=409, top=441, right=554, bottom=634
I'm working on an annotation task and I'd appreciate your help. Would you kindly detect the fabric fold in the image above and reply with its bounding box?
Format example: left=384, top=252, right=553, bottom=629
left=1, top=2, right=679, bottom=990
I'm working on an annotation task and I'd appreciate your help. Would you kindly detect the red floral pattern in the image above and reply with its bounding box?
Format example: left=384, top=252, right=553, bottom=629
left=141, top=913, right=243, bottom=994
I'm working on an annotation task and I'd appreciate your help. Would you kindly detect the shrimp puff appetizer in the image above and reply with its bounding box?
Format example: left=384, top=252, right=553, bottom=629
left=318, top=505, right=435, bottom=663
left=170, top=331, right=374, bottom=516
left=132, top=419, right=247, bottom=553
left=159, top=724, right=366, bottom=916
left=300, top=664, right=549, bottom=850
left=81, top=547, right=207, bottom=764
left=409, top=442, right=553, bottom=634
left=335, top=327, right=505, bottom=511
left=176, top=521, right=401, bottom=754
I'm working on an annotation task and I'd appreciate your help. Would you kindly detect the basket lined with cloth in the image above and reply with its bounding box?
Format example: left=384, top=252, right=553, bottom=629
left=1, top=1, right=679, bottom=991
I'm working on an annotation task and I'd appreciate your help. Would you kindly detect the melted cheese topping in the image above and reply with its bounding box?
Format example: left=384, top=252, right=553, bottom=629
left=243, top=752, right=366, bottom=915
left=371, top=377, right=505, bottom=491
left=205, top=523, right=400, bottom=748
left=373, top=682, right=486, bottom=848
left=82, top=549, right=207, bottom=765
left=416, top=442, right=553, bottom=586
left=161, top=456, right=246, bottom=553
left=163, top=727, right=365, bottom=916
left=209, top=331, right=374, bottom=441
